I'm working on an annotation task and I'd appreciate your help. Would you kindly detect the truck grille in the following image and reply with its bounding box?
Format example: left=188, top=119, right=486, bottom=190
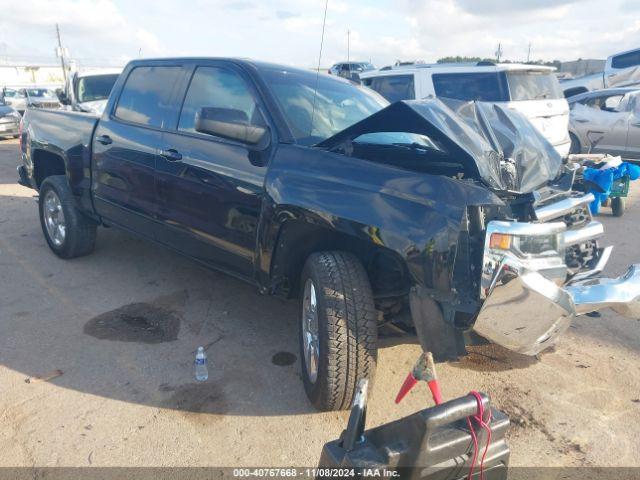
left=534, top=193, right=603, bottom=273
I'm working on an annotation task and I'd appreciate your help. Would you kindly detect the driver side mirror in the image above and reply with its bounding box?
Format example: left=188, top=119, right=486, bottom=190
left=195, top=107, right=269, bottom=147
left=56, top=88, right=70, bottom=105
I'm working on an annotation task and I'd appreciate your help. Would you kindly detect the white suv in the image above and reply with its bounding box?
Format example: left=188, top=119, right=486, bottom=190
left=361, top=62, right=571, bottom=156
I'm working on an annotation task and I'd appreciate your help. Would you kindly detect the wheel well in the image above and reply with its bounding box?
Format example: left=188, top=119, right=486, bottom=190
left=33, top=150, right=66, bottom=189
left=270, top=221, right=411, bottom=300
left=569, top=132, right=581, bottom=154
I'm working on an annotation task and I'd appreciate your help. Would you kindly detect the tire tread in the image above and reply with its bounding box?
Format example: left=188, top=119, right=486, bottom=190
left=301, top=251, right=377, bottom=411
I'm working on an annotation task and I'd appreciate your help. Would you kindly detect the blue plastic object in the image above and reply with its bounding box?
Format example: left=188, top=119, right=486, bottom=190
left=583, top=162, right=640, bottom=214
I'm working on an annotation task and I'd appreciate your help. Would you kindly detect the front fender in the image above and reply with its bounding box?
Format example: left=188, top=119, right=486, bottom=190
left=258, top=144, right=505, bottom=294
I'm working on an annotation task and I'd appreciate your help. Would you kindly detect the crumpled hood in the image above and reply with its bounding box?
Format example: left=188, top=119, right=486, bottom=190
left=318, top=98, right=563, bottom=193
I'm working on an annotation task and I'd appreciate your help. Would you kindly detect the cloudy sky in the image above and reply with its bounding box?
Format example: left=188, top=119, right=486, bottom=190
left=0, top=0, right=638, bottom=69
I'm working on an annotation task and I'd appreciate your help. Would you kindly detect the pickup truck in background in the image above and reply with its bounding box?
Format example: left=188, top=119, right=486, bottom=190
left=57, top=69, right=122, bottom=115
left=561, top=47, right=640, bottom=98
left=17, top=58, right=640, bottom=411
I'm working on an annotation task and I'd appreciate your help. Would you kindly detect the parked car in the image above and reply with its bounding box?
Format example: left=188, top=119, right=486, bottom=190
left=57, top=69, right=122, bottom=114
left=0, top=99, right=21, bottom=139
left=568, top=88, right=640, bottom=160
left=3, top=87, right=60, bottom=114
left=328, top=61, right=375, bottom=79
left=2, top=87, right=27, bottom=114
left=360, top=62, right=571, bottom=156
left=18, top=58, right=640, bottom=411
left=561, top=47, right=640, bottom=98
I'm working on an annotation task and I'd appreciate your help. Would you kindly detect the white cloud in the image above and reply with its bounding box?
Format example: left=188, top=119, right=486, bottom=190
left=0, top=0, right=637, bottom=70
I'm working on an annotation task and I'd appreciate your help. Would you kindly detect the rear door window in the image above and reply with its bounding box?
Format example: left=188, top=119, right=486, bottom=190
left=432, top=72, right=509, bottom=102
left=115, top=66, right=182, bottom=128
left=178, top=66, right=263, bottom=133
left=611, top=50, right=640, bottom=69
left=364, top=75, right=415, bottom=102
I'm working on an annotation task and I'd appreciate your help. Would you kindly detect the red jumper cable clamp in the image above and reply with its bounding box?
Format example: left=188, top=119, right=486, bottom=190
left=395, top=351, right=442, bottom=405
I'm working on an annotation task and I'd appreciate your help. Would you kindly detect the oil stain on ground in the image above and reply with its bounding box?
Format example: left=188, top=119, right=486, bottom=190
left=84, top=302, right=181, bottom=343
left=159, top=382, right=228, bottom=416
left=272, top=351, right=296, bottom=366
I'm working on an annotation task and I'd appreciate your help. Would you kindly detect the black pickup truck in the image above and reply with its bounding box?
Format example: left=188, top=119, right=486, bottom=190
left=18, top=58, right=640, bottom=411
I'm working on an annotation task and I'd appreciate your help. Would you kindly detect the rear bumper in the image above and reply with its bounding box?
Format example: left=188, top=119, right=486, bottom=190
left=17, top=165, right=32, bottom=189
left=473, top=253, right=640, bottom=355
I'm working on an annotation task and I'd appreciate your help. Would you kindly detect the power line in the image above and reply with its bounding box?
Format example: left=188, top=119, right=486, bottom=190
left=309, top=0, right=329, bottom=137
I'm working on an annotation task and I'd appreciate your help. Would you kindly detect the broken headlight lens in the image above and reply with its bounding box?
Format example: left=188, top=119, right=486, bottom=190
left=490, top=232, right=561, bottom=257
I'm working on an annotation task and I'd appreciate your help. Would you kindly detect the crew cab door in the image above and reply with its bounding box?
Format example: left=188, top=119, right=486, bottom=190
left=155, top=63, right=270, bottom=279
left=91, top=64, right=185, bottom=236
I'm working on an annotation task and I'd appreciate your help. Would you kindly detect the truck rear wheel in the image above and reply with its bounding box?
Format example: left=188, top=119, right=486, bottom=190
left=39, top=175, right=97, bottom=259
left=299, top=251, right=378, bottom=411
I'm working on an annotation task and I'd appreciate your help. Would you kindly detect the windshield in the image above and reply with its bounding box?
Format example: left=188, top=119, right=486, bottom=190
left=506, top=71, right=562, bottom=100
left=260, top=67, right=388, bottom=145
left=77, top=74, right=119, bottom=103
left=355, top=132, right=442, bottom=151
left=27, top=89, right=56, bottom=98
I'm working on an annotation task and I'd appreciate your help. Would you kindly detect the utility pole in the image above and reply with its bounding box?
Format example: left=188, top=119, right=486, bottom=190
left=55, top=23, right=68, bottom=83
left=495, top=42, right=503, bottom=63
left=347, top=30, right=350, bottom=63
left=526, top=42, right=532, bottom=63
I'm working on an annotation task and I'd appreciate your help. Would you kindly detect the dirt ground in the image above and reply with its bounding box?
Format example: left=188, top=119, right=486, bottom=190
left=1, top=137, right=640, bottom=468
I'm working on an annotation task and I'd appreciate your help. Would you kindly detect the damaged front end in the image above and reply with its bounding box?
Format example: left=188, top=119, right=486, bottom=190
left=320, top=97, right=640, bottom=357
left=474, top=199, right=640, bottom=355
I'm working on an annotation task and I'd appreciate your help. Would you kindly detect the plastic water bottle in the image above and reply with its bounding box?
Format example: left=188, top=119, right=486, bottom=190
left=195, top=346, right=208, bottom=382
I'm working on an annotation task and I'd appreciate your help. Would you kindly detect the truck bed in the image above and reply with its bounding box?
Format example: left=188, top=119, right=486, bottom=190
left=22, top=108, right=99, bottom=196
left=24, top=108, right=99, bottom=155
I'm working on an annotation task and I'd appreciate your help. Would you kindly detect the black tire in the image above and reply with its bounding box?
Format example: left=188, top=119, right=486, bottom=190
left=299, top=251, right=378, bottom=411
left=39, top=175, right=97, bottom=258
left=569, top=133, right=581, bottom=154
left=612, top=197, right=625, bottom=217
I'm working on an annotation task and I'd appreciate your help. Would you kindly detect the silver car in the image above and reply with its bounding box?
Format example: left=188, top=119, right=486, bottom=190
left=0, top=101, right=21, bottom=139
left=569, top=87, right=640, bottom=160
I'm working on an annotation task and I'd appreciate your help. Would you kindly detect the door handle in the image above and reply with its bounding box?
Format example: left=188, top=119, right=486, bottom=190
left=574, top=118, right=589, bottom=123
left=160, top=148, right=183, bottom=162
left=96, top=134, right=112, bottom=145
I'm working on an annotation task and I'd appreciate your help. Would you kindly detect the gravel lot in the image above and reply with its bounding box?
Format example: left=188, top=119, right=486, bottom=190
left=1, top=137, right=640, bottom=468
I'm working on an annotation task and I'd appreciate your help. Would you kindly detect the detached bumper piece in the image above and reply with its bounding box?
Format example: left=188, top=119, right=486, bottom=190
left=319, top=391, right=509, bottom=480
left=474, top=255, right=640, bottom=355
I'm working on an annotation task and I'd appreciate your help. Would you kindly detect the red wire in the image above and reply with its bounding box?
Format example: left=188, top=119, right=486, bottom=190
left=466, top=391, right=492, bottom=480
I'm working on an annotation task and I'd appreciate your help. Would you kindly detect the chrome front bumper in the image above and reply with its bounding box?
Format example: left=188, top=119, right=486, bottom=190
left=474, top=209, right=640, bottom=355
left=474, top=256, right=640, bottom=355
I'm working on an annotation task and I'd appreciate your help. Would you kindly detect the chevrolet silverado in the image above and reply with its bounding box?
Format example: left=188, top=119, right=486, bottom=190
left=18, top=58, right=640, bottom=411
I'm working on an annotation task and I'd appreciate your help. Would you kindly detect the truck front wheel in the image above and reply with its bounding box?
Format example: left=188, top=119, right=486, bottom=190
left=39, top=176, right=97, bottom=259
left=299, top=251, right=378, bottom=411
